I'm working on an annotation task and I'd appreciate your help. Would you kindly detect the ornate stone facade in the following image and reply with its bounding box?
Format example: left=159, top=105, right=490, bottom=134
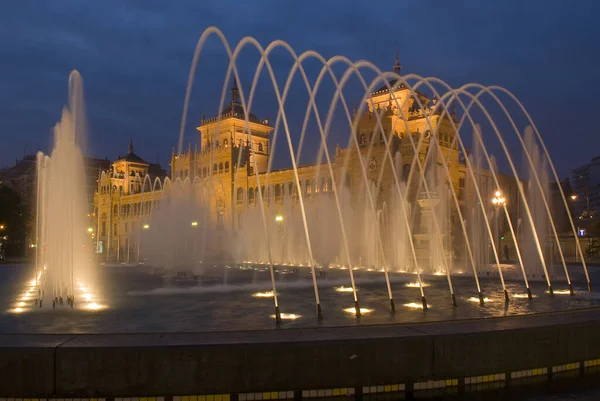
left=94, top=62, right=522, bottom=263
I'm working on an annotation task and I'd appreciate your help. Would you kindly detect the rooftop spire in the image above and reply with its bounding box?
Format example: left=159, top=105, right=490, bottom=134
left=231, top=76, right=240, bottom=104
left=393, top=44, right=402, bottom=74
left=128, top=137, right=134, bottom=154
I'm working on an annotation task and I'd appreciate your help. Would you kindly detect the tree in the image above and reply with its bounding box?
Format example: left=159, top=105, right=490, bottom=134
left=0, top=185, right=28, bottom=259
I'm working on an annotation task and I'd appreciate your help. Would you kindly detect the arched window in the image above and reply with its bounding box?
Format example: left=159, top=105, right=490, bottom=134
left=213, top=164, right=217, bottom=174
left=402, top=164, right=411, bottom=183
left=113, top=205, right=118, bottom=215
left=224, top=138, right=229, bottom=148
left=248, top=187, right=255, bottom=204
left=236, top=187, right=244, bottom=204
left=225, top=161, right=230, bottom=172
left=359, top=134, right=366, bottom=146
left=258, top=143, right=264, bottom=153
left=219, top=163, right=224, bottom=173
left=261, top=186, right=266, bottom=199
left=274, top=184, right=281, bottom=199
left=202, top=167, right=207, bottom=177
left=327, top=177, right=333, bottom=193
left=321, top=177, right=327, bottom=192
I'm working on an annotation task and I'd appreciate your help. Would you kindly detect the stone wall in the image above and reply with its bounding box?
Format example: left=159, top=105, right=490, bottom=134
left=2, top=308, right=600, bottom=397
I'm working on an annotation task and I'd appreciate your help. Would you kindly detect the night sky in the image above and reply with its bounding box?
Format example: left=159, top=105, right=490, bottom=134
left=0, top=1, right=598, bottom=178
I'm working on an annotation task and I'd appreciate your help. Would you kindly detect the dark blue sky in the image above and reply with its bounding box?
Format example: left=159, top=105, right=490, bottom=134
left=0, top=1, right=598, bottom=178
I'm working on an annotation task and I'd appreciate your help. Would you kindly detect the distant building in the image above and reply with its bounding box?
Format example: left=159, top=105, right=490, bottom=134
left=0, top=153, right=120, bottom=248
left=572, top=156, right=600, bottom=222
left=0, top=154, right=111, bottom=212
left=93, top=138, right=168, bottom=259
left=549, top=178, right=576, bottom=234
left=0, top=154, right=37, bottom=211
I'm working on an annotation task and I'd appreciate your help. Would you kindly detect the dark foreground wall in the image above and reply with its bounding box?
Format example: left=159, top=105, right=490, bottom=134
left=3, top=308, right=600, bottom=397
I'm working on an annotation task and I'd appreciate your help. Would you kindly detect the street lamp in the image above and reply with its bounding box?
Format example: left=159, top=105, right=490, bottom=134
left=87, top=227, right=93, bottom=233
left=0, top=224, right=5, bottom=230
left=572, top=194, right=591, bottom=220
left=492, top=190, right=506, bottom=262
left=143, top=224, right=150, bottom=230
left=275, top=215, right=284, bottom=263
left=190, top=220, right=199, bottom=259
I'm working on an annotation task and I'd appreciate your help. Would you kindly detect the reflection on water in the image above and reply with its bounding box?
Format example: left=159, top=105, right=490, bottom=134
left=0, top=263, right=598, bottom=333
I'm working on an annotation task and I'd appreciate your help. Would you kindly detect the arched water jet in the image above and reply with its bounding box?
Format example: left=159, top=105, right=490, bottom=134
left=420, top=81, right=532, bottom=298
left=490, top=86, right=590, bottom=291
left=248, top=46, right=364, bottom=314
left=430, top=85, right=554, bottom=294
left=172, top=28, right=588, bottom=316
left=392, top=87, right=510, bottom=303
left=260, top=50, right=390, bottom=312
left=396, top=78, right=536, bottom=299
left=457, top=85, right=573, bottom=293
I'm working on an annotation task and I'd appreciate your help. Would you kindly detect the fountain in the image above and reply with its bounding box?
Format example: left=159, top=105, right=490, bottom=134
left=31, top=70, right=99, bottom=310
left=167, top=27, right=590, bottom=317
left=6, top=28, right=592, bottom=326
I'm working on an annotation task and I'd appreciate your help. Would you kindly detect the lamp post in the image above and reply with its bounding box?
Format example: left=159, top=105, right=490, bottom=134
left=275, top=215, right=284, bottom=264
left=137, top=222, right=149, bottom=264
left=571, top=194, right=591, bottom=220
left=492, top=190, right=506, bottom=262
left=191, top=221, right=198, bottom=264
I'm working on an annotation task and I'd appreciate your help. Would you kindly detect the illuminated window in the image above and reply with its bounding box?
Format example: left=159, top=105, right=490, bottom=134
left=306, top=180, right=312, bottom=195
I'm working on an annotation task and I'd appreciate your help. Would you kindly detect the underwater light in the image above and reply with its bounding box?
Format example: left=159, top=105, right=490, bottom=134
left=334, top=286, right=356, bottom=293
left=404, top=302, right=428, bottom=309
left=343, top=307, right=373, bottom=315
left=252, top=291, right=276, bottom=298
left=405, top=282, right=430, bottom=288
left=271, top=313, right=300, bottom=320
